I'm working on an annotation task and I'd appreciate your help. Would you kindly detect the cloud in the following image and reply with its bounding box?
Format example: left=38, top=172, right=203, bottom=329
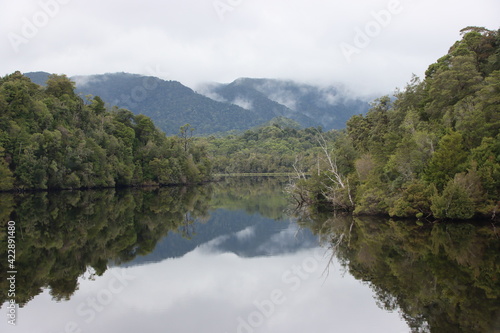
left=0, top=0, right=498, bottom=97
left=72, top=74, right=109, bottom=88
left=231, top=96, right=254, bottom=110
left=196, top=84, right=228, bottom=102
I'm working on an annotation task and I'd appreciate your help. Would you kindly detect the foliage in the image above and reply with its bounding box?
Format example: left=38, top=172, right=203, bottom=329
left=205, top=124, right=327, bottom=174
left=0, top=72, right=211, bottom=190
left=290, top=27, right=500, bottom=220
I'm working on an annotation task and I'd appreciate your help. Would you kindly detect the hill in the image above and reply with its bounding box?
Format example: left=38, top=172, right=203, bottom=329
left=25, top=72, right=370, bottom=135
left=0, top=72, right=211, bottom=190
left=289, top=26, right=500, bottom=220
left=73, top=73, right=263, bottom=136
left=199, top=78, right=370, bottom=130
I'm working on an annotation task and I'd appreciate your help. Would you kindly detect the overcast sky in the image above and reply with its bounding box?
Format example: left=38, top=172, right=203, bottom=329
left=1, top=0, right=498, bottom=97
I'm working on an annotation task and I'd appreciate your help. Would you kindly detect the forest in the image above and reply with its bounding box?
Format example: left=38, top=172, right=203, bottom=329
left=1, top=27, right=498, bottom=221
left=0, top=72, right=211, bottom=190
left=204, top=117, right=328, bottom=174
left=287, top=27, right=500, bottom=220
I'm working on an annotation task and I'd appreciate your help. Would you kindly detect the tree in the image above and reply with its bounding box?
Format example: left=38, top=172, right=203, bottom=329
left=389, top=180, right=434, bottom=218
left=426, top=54, right=483, bottom=119
left=424, top=131, right=468, bottom=190
left=431, top=178, right=475, bottom=220
left=0, top=146, right=13, bottom=190
left=179, top=123, right=195, bottom=152
left=45, top=74, right=76, bottom=99
left=91, top=96, right=106, bottom=115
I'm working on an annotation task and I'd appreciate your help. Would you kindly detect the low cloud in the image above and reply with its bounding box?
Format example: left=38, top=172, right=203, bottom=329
left=72, top=74, right=108, bottom=88
left=232, top=96, right=253, bottom=110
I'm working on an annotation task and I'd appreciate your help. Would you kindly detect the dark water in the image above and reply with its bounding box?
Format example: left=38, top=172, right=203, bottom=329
left=0, top=177, right=498, bottom=332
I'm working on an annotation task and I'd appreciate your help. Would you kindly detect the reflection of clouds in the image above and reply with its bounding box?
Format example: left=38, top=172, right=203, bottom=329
left=5, top=247, right=409, bottom=333
left=198, top=234, right=230, bottom=252
left=234, top=226, right=256, bottom=241
left=257, top=223, right=317, bottom=256
left=196, top=221, right=317, bottom=257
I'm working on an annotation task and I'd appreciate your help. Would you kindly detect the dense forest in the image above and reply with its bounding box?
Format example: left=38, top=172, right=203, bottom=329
left=70, top=72, right=259, bottom=135
left=204, top=117, right=328, bottom=174
left=0, top=72, right=211, bottom=191
left=289, top=27, right=500, bottom=220
left=2, top=27, right=499, bottom=222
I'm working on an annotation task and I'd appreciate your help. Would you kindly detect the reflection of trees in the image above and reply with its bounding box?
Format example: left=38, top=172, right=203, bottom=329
left=211, top=176, right=290, bottom=220
left=0, top=186, right=211, bottom=307
left=299, top=213, right=500, bottom=333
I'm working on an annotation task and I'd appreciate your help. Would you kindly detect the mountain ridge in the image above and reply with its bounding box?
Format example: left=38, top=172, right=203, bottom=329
left=198, top=77, right=371, bottom=130
left=24, top=71, right=370, bottom=135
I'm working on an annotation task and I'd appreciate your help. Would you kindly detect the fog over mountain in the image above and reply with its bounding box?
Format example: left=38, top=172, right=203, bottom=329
left=198, top=78, right=370, bottom=130
left=25, top=71, right=370, bottom=135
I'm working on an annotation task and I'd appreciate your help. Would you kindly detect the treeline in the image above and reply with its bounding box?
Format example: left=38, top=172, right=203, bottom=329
left=0, top=72, right=211, bottom=191
left=290, top=27, right=500, bottom=220
left=205, top=118, right=326, bottom=174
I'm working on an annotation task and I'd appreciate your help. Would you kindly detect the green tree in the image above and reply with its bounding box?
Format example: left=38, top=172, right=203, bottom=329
left=0, top=146, right=13, bottom=191
left=424, top=131, right=468, bottom=190
left=45, top=74, right=76, bottom=99
left=431, top=178, right=475, bottom=219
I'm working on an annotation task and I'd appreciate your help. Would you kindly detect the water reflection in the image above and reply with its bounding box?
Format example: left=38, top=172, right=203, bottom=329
left=299, top=211, right=500, bottom=333
left=2, top=246, right=408, bottom=333
left=0, top=177, right=413, bottom=332
left=2, top=177, right=499, bottom=332
left=0, top=186, right=212, bottom=306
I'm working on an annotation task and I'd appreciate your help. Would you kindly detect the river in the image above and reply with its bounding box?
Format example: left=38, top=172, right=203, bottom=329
left=0, top=177, right=498, bottom=332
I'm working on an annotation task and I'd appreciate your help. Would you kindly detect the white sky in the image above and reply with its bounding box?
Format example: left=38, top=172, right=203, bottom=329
left=1, top=0, right=499, bottom=97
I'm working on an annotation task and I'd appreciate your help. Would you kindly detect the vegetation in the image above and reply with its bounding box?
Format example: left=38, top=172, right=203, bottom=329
left=205, top=122, right=328, bottom=174
left=289, top=27, right=500, bottom=220
left=27, top=72, right=370, bottom=135
left=70, top=72, right=260, bottom=136
left=4, top=27, right=498, bottom=221
left=0, top=72, right=211, bottom=190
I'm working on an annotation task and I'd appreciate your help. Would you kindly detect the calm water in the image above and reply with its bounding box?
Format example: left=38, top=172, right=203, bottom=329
left=0, top=177, right=498, bottom=333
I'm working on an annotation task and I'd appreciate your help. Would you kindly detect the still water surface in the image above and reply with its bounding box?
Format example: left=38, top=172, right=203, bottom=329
left=0, top=177, right=498, bottom=332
